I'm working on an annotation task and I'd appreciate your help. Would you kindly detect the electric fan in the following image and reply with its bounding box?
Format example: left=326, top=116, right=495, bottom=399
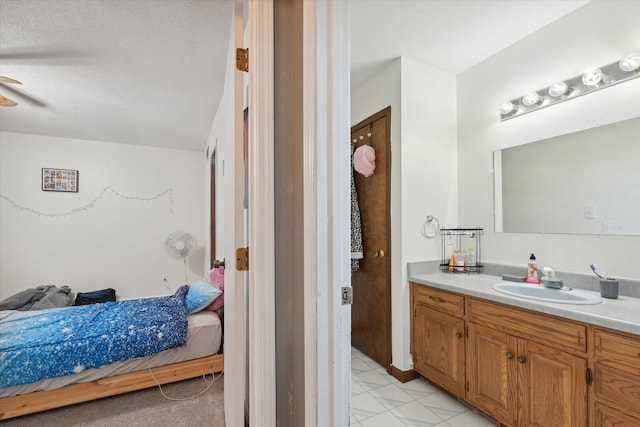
left=164, top=230, right=197, bottom=284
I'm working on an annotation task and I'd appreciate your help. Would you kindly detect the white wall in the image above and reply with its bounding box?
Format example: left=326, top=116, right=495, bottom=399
left=351, top=57, right=457, bottom=371
left=0, top=132, right=205, bottom=300
left=400, top=58, right=457, bottom=370
left=458, top=1, right=640, bottom=280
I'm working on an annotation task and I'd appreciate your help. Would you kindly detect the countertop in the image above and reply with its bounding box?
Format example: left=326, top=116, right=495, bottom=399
left=409, top=272, right=640, bottom=336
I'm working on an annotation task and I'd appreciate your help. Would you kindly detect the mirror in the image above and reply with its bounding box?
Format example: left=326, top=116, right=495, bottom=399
left=494, top=116, right=640, bottom=235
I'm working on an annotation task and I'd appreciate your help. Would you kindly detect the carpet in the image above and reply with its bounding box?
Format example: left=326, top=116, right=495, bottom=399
left=1, top=373, right=225, bottom=426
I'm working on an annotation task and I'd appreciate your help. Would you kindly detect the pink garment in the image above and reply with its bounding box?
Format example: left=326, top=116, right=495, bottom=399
left=204, top=267, right=224, bottom=311
left=353, top=144, right=376, bottom=177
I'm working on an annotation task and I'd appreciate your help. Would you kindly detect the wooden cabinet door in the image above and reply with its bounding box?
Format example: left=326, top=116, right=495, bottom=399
left=594, top=401, right=640, bottom=427
left=467, top=323, right=518, bottom=427
left=518, top=340, right=587, bottom=427
left=413, top=304, right=465, bottom=396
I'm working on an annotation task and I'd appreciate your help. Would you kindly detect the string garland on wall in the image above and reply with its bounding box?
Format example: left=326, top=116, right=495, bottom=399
left=0, top=186, right=174, bottom=218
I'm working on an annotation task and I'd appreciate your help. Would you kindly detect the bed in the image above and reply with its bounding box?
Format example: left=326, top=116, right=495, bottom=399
left=0, top=284, right=224, bottom=420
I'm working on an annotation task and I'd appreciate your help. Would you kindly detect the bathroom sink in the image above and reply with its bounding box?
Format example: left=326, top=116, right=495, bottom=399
left=493, top=282, right=602, bottom=305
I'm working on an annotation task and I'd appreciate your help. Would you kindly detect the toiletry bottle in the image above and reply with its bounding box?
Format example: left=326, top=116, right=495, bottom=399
left=448, top=253, right=455, bottom=272
left=526, top=253, right=539, bottom=284
left=466, top=247, right=476, bottom=267
left=454, top=250, right=466, bottom=272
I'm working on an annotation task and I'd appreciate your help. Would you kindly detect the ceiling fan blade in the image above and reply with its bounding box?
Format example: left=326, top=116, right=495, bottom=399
left=0, top=76, right=22, bottom=85
left=0, top=95, right=18, bottom=107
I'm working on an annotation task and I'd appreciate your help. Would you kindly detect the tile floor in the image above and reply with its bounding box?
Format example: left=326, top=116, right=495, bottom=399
left=351, top=347, right=499, bottom=427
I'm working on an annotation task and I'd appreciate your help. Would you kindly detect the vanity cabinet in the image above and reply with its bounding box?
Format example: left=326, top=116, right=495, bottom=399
left=411, top=284, right=465, bottom=396
left=410, top=282, right=590, bottom=427
left=591, top=329, right=640, bottom=426
left=467, top=298, right=587, bottom=427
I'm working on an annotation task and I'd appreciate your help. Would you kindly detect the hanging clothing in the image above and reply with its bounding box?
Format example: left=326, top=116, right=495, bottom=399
left=353, top=144, right=376, bottom=177
left=351, top=143, right=364, bottom=272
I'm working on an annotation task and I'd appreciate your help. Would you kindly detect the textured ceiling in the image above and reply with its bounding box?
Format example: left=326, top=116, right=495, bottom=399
left=0, top=0, right=590, bottom=151
left=0, top=0, right=234, bottom=151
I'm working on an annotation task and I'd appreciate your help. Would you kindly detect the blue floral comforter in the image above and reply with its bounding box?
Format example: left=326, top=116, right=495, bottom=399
left=0, top=286, right=188, bottom=389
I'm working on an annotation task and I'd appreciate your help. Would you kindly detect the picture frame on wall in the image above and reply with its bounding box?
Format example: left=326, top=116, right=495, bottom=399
left=42, top=168, right=79, bottom=192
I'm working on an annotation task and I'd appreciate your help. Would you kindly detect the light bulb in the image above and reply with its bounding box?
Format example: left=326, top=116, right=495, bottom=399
left=548, top=82, right=569, bottom=97
left=522, top=92, right=541, bottom=106
left=582, top=69, right=603, bottom=86
left=619, top=51, right=640, bottom=72
left=500, top=101, right=516, bottom=115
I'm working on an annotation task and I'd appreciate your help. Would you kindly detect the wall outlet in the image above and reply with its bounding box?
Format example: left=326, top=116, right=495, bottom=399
left=584, top=205, right=597, bottom=219
left=162, top=275, right=171, bottom=291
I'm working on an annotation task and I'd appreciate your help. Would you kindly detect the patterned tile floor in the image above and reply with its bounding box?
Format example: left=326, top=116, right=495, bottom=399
left=351, top=347, right=499, bottom=427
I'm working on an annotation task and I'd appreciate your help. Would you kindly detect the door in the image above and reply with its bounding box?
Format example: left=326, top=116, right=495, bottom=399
left=518, top=340, right=587, bottom=427
left=223, top=1, right=276, bottom=425
left=350, top=107, right=392, bottom=369
left=414, top=304, right=466, bottom=396
left=222, top=3, right=248, bottom=426
left=210, top=148, right=217, bottom=268
left=467, top=323, right=518, bottom=426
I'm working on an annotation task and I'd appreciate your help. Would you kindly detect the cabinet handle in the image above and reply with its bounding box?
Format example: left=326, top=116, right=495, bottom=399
left=455, top=332, right=462, bottom=339
left=517, top=356, right=526, bottom=364
left=429, top=296, right=446, bottom=303
left=506, top=352, right=514, bottom=360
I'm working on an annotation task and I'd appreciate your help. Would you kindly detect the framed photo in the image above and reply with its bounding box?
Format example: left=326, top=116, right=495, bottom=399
left=42, top=168, right=79, bottom=192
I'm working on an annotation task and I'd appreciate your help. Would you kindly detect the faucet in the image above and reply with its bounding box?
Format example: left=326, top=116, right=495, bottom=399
left=540, top=267, right=564, bottom=289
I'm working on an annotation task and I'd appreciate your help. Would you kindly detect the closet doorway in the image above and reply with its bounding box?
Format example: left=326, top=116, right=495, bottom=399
left=351, top=106, right=392, bottom=371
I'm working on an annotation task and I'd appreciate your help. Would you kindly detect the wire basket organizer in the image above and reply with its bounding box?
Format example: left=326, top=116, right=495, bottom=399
left=439, top=227, right=483, bottom=273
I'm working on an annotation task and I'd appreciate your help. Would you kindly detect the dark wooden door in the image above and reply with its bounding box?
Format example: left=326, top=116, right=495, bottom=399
left=351, top=107, right=391, bottom=370
left=210, top=148, right=217, bottom=268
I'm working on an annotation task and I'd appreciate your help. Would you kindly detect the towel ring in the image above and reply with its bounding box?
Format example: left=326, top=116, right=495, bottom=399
left=421, top=215, right=440, bottom=238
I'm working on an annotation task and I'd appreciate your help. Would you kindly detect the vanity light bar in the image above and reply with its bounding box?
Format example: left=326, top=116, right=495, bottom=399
left=500, top=51, right=640, bottom=121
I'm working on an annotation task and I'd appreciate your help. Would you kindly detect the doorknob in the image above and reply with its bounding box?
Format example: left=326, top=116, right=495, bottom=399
left=374, top=250, right=385, bottom=257
left=213, top=259, right=225, bottom=268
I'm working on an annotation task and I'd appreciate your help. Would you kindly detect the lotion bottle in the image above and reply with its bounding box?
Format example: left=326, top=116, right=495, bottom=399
left=526, top=253, right=539, bottom=284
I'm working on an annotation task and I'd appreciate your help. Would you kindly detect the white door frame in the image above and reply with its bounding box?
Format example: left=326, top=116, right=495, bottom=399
left=224, top=1, right=277, bottom=425
left=302, top=1, right=351, bottom=426
left=227, top=0, right=350, bottom=424
left=224, top=2, right=248, bottom=426
left=247, top=0, right=276, bottom=425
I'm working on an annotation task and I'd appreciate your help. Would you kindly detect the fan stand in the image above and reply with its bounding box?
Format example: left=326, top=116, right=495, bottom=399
left=183, top=258, right=189, bottom=284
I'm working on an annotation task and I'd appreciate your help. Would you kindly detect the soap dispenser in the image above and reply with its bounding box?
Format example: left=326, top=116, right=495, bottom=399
left=526, top=253, right=539, bottom=284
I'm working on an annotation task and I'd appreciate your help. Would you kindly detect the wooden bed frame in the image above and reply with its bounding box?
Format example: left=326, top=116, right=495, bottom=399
left=0, top=353, right=224, bottom=420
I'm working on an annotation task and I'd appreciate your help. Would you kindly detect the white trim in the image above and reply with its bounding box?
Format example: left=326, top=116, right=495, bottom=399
left=302, top=0, right=351, bottom=425
left=248, top=0, right=276, bottom=426
left=328, top=1, right=352, bottom=425
left=303, top=0, right=319, bottom=425
left=224, top=3, right=246, bottom=426
left=493, top=150, right=503, bottom=233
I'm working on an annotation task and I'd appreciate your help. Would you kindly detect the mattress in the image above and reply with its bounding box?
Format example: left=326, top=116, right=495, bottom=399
left=0, top=311, right=222, bottom=398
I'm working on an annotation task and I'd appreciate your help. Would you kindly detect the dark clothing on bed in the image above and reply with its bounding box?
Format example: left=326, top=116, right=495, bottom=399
left=0, top=285, right=72, bottom=311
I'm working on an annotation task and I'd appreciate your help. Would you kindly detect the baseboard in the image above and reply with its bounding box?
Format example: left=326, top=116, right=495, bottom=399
left=389, top=365, right=419, bottom=383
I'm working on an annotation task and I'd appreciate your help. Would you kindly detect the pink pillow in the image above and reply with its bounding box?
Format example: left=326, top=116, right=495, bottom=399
left=353, top=144, right=376, bottom=177
left=205, top=267, right=224, bottom=311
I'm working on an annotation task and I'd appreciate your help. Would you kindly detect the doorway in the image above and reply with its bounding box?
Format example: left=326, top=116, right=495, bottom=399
left=210, top=147, right=217, bottom=268
left=351, top=106, right=392, bottom=371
